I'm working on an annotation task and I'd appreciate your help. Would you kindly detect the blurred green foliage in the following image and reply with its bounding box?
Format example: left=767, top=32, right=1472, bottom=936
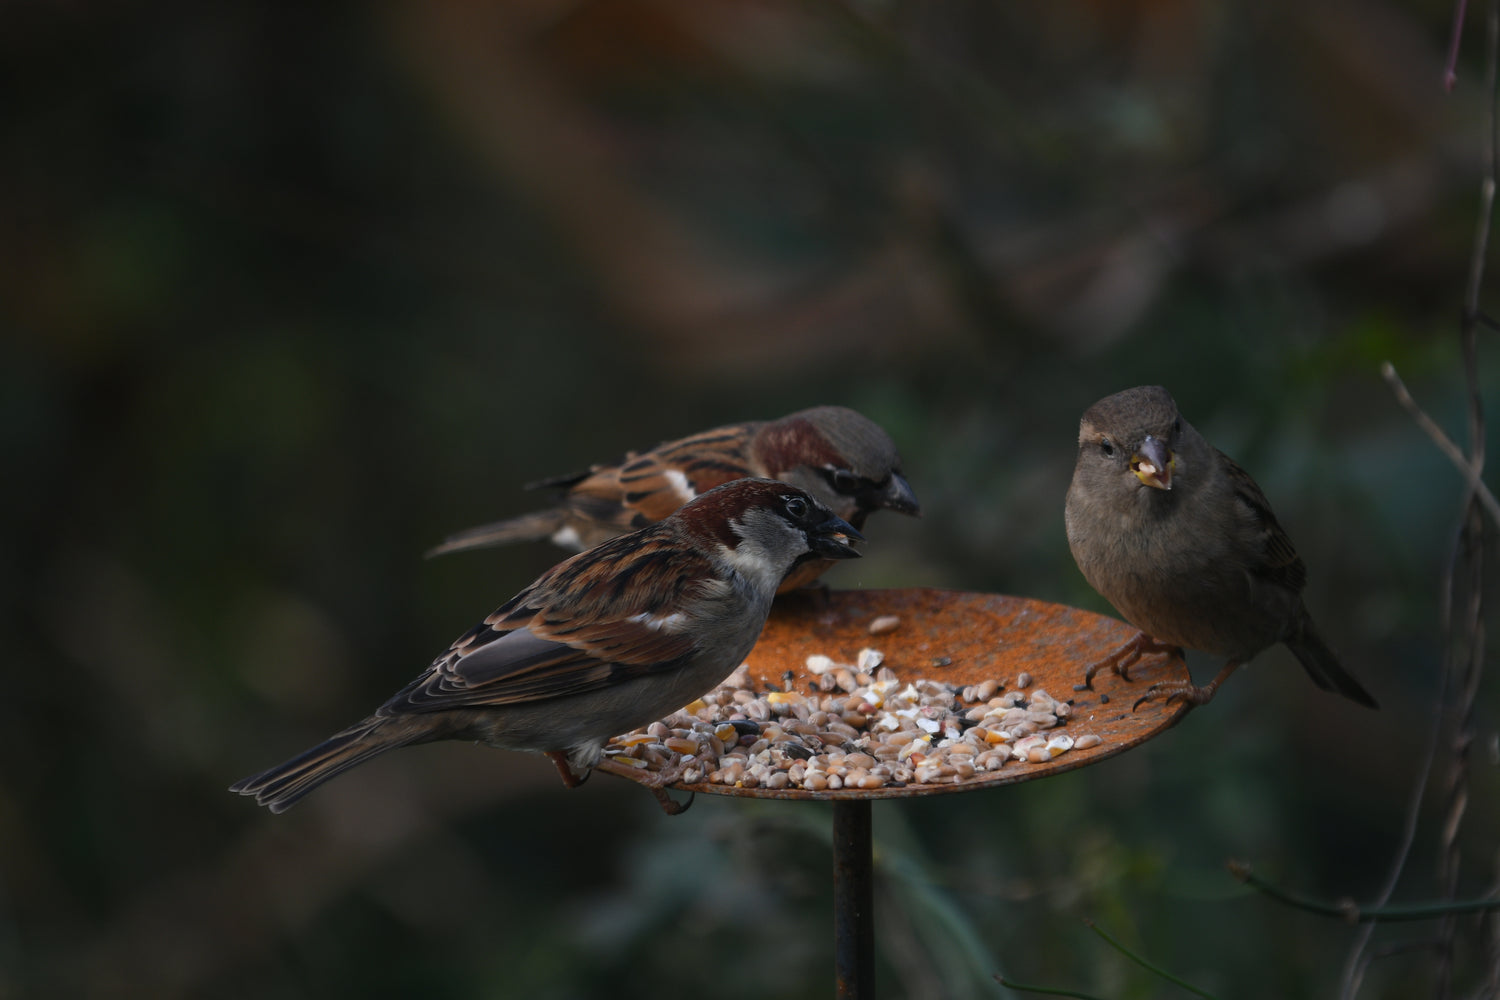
left=4, top=1, right=1498, bottom=997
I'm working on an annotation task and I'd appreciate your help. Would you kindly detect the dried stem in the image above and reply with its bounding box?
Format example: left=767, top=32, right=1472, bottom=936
left=1380, top=364, right=1500, bottom=528
left=1231, top=862, right=1500, bottom=924
left=993, top=975, right=1109, bottom=1000
left=1338, top=650, right=1450, bottom=998
left=1085, top=920, right=1216, bottom=998
left=1351, top=2, right=1497, bottom=996
left=1437, top=0, right=1497, bottom=992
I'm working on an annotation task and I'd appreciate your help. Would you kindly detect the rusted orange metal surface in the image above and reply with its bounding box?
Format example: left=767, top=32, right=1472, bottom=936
left=600, top=587, right=1190, bottom=800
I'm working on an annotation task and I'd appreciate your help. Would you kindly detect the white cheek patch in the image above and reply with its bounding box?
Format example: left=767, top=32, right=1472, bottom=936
left=663, top=469, right=696, bottom=505
left=715, top=508, right=811, bottom=593
left=716, top=541, right=779, bottom=580
left=716, top=538, right=802, bottom=595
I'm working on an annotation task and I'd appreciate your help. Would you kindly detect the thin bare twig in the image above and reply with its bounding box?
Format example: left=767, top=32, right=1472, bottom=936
left=1352, top=1, right=1497, bottom=996
left=1380, top=363, right=1500, bottom=528
left=1085, top=920, right=1216, bottom=998
left=1232, top=862, right=1500, bottom=924
left=1338, top=647, right=1450, bottom=998
left=1440, top=0, right=1496, bottom=995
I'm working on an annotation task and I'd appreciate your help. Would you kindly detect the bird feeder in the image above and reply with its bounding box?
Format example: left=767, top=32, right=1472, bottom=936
left=598, top=587, right=1190, bottom=999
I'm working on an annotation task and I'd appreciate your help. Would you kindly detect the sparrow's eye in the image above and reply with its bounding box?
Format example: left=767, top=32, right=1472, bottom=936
left=1099, top=438, right=1116, bottom=458
left=821, top=467, right=861, bottom=495
left=783, top=495, right=809, bottom=519
left=1172, top=418, right=1182, bottom=435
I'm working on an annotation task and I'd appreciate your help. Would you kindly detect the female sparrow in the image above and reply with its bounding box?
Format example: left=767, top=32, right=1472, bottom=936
left=1064, top=385, right=1377, bottom=709
left=231, top=479, right=863, bottom=814
left=426, top=405, right=918, bottom=592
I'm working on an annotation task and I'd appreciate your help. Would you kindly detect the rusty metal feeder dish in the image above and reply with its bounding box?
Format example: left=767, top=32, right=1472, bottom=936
left=598, top=588, right=1190, bottom=999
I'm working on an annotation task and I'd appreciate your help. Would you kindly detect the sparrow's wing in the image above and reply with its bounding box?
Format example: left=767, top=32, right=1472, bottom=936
left=562, top=424, right=761, bottom=529
left=383, top=527, right=726, bottom=713
left=1219, top=449, right=1308, bottom=593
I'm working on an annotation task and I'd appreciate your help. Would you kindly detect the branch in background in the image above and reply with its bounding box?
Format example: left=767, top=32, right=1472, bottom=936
left=994, top=921, right=1219, bottom=1000
left=1085, top=920, right=1216, bottom=999
left=1438, top=0, right=1496, bottom=992
left=993, top=976, right=1109, bottom=1000
left=1232, top=861, right=1500, bottom=924
left=1379, top=363, right=1500, bottom=528
left=1351, top=0, right=1498, bottom=996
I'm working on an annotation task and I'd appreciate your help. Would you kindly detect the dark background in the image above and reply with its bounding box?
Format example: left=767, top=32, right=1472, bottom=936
left=5, top=1, right=1497, bottom=997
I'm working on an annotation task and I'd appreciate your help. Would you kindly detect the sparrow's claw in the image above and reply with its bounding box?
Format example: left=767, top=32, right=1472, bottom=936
left=545, top=751, right=589, bottom=789
left=638, top=757, right=696, bottom=815
left=1082, top=633, right=1181, bottom=689
left=649, top=787, right=694, bottom=816
left=1131, top=684, right=1211, bottom=712
left=1129, top=659, right=1243, bottom=713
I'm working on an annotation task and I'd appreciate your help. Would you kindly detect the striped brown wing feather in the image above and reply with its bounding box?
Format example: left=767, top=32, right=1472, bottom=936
left=386, top=527, right=715, bottom=714
left=560, top=425, right=762, bottom=529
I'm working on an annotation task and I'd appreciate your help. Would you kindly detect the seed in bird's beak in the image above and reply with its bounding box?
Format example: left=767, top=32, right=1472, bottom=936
left=1130, top=435, right=1174, bottom=490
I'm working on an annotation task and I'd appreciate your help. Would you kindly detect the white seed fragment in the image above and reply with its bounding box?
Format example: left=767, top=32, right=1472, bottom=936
left=857, top=648, right=885, bottom=672
left=868, top=615, right=901, bottom=636
left=1074, top=733, right=1102, bottom=750
left=1012, top=735, right=1046, bottom=761
left=1016, top=671, right=1033, bottom=689
left=806, top=654, right=837, bottom=675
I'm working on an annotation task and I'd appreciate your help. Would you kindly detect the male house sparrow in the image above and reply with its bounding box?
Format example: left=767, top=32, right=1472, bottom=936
left=231, top=479, right=863, bottom=814
left=1064, top=385, right=1377, bottom=709
left=426, top=405, right=918, bottom=592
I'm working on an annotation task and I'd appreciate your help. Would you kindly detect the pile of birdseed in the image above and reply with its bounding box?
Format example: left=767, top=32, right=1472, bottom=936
left=604, top=626, right=1103, bottom=792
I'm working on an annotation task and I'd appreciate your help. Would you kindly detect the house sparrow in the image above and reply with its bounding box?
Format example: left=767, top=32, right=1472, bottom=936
left=1064, top=385, right=1377, bottom=709
left=231, top=479, right=863, bottom=814
left=426, top=405, right=918, bottom=592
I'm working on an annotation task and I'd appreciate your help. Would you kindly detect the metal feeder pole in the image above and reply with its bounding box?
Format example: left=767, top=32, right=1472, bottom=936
left=833, top=799, right=874, bottom=998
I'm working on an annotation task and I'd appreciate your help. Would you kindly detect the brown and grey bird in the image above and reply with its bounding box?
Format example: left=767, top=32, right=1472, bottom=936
left=231, top=479, right=863, bottom=814
left=426, top=405, right=918, bottom=592
left=1064, top=385, right=1377, bottom=709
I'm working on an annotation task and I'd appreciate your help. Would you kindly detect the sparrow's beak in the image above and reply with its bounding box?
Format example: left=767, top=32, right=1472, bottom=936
left=809, top=515, right=864, bottom=560
left=1131, top=435, right=1174, bottom=491
left=878, top=472, right=922, bottom=517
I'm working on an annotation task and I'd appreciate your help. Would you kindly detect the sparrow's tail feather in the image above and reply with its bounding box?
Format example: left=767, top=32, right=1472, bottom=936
left=425, top=510, right=567, bottom=558
left=1287, top=615, right=1379, bottom=709
left=229, top=720, right=423, bottom=813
